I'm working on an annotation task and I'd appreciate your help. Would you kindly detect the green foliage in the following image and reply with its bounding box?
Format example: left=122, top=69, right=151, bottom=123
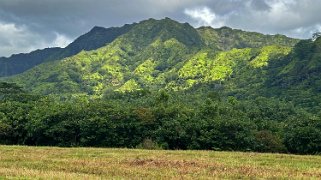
left=284, top=117, right=321, bottom=154
left=0, top=85, right=320, bottom=154
left=0, top=82, right=23, bottom=95
left=254, top=130, right=287, bottom=153
left=134, top=59, right=156, bottom=83
left=250, top=46, right=291, bottom=68
left=263, top=38, right=321, bottom=111
left=118, top=79, right=141, bottom=92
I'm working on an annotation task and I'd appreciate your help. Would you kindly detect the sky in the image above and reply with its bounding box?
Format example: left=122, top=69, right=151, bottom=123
left=0, top=0, right=321, bottom=57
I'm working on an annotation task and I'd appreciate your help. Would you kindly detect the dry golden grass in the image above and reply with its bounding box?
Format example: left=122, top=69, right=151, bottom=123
left=0, top=145, right=321, bottom=179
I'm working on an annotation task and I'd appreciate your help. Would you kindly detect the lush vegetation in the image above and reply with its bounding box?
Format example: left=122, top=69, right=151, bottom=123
left=1, top=81, right=321, bottom=154
left=1, top=18, right=321, bottom=155
left=10, top=18, right=298, bottom=96
left=1, top=146, right=321, bottom=179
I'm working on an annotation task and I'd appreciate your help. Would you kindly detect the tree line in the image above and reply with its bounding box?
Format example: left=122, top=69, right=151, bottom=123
left=0, top=82, right=321, bottom=154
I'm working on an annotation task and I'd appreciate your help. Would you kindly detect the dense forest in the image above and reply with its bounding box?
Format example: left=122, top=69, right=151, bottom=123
left=1, top=81, right=320, bottom=154
left=1, top=18, right=321, bottom=154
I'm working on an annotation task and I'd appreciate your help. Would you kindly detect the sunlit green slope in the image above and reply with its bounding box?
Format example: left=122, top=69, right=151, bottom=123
left=11, top=18, right=299, bottom=99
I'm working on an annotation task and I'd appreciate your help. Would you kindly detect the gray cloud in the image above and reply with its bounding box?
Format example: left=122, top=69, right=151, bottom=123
left=185, top=0, right=321, bottom=38
left=250, top=0, right=271, bottom=11
left=0, top=0, right=320, bottom=57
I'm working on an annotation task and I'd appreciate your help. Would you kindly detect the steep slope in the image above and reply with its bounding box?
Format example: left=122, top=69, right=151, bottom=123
left=0, top=48, right=63, bottom=77
left=204, top=36, right=321, bottom=112
left=58, top=24, right=135, bottom=58
left=0, top=23, right=135, bottom=77
left=10, top=18, right=299, bottom=98
left=11, top=18, right=200, bottom=95
left=262, top=37, right=321, bottom=110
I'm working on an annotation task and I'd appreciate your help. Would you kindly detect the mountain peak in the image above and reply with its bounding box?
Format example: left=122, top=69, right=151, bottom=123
left=139, top=17, right=176, bottom=23
left=65, top=23, right=134, bottom=54
left=90, top=26, right=107, bottom=32
left=126, top=17, right=204, bottom=47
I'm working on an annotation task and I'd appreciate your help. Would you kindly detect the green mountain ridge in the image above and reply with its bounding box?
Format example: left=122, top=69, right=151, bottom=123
left=9, top=18, right=304, bottom=102
left=0, top=18, right=299, bottom=78
left=7, top=18, right=297, bottom=96
left=0, top=47, right=63, bottom=77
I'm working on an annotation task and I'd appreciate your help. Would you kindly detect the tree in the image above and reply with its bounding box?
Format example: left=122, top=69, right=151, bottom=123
left=0, top=82, right=24, bottom=100
left=156, top=90, right=169, bottom=104
left=254, top=130, right=286, bottom=153
left=284, top=118, right=321, bottom=154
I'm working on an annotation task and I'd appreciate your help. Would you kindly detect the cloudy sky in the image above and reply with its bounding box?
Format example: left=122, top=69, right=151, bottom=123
left=0, top=0, right=320, bottom=57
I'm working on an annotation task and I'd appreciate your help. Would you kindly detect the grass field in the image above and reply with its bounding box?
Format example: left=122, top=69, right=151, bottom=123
left=0, top=146, right=321, bottom=179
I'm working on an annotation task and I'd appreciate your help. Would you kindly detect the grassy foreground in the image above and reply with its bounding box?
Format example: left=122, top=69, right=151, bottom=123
left=0, top=146, right=321, bottom=179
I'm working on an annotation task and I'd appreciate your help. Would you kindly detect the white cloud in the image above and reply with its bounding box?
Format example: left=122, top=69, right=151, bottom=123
left=0, top=22, right=42, bottom=57
left=184, top=7, right=225, bottom=28
left=0, top=21, right=72, bottom=57
left=50, top=33, right=72, bottom=48
left=287, top=24, right=321, bottom=39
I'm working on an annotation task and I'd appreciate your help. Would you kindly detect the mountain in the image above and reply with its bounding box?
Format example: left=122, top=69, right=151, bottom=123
left=0, top=47, right=63, bottom=77
left=4, top=18, right=321, bottom=154
left=8, top=18, right=300, bottom=98
left=0, top=23, right=135, bottom=77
